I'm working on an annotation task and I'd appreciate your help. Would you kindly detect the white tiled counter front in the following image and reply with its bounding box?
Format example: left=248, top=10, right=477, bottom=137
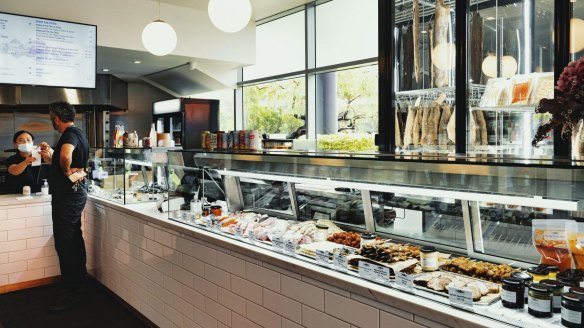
left=83, top=198, right=517, bottom=328
left=0, top=195, right=58, bottom=288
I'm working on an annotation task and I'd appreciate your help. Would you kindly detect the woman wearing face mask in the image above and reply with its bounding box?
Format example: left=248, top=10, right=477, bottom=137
left=6, top=130, right=45, bottom=194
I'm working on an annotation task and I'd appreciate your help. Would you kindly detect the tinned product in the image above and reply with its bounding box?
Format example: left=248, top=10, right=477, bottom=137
left=222, top=131, right=228, bottom=150
left=528, top=283, right=554, bottom=318
left=248, top=130, right=261, bottom=150
left=227, top=131, right=234, bottom=149
left=233, top=131, right=240, bottom=149
left=420, top=246, right=439, bottom=271
left=203, top=131, right=211, bottom=150
left=540, top=279, right=564, bottom=313
left=215, top=131, right=224, bottom=150
left=209, top=133, right=217, bottom=150
left=562, top=293, right=584, bottom=328
left=501, top=277, right=525, bottom=309
left=238, top=130, right=247, bottom=150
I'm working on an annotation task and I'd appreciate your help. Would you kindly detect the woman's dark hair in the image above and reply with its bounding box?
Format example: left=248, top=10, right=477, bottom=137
left=13, top=130, right=35, bottom=143
left=49, top=101, right=76, bottom=123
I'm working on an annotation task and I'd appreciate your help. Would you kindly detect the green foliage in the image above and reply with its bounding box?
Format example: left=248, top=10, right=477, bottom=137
left=317, top=134, right=377, bottom=151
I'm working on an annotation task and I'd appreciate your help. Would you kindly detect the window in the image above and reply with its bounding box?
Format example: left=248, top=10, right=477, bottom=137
left=316, top=65, right=378, bottom=151
left=243, top=77, right=306, bottom=135
left=315, top=0, right=377, bottom=67
left=242, top=11, right=305, bottom=81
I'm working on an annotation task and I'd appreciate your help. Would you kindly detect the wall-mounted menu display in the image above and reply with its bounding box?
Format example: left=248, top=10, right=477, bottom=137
left=0, top=12, right=96, bottom=88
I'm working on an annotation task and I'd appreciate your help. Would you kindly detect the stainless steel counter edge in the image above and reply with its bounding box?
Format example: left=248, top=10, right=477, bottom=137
left=85, top=196, right=512, bottom=328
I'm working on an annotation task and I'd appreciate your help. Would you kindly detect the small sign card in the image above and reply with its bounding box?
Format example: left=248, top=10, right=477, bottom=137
left=315, top=250, right=330, bottom=267
left=358, top=261, right=390, bottom=285
left=285, top=240, right=297, bottom=255
left=235, top=227, right=243, bottom=239
left=395, top=272, right=414, bottom=291
left=332, top=253, right=347, bottom=271
left=248, top=230, right=256, bottom=244
left=272, top=237, right=284, bottom=252
left=449, top=287, right=474, bottom=309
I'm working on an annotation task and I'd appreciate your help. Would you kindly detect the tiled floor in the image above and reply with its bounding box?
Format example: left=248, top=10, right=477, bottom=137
left=0, top=278, right=149, bottom=328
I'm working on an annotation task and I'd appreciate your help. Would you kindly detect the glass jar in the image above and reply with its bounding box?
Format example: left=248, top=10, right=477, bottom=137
left=562, top=293, right=584, bottom=328
left=420, top=246, right=439, bottom=271
left=512, top=271, right=534, bottom=303
left=501, top=277, right=525, bottom=309
left=314, top=224, right=329, bottom=242
left=545, top=265, right=559, bottom=280
left=360, top=233, right=377, bottom=248
left=570, top=287, right=584, bottom=299
left=559, top=270, right=584, bottom=292
left=541, top=279, right=563, bottom=313
left=528, top=266, right=550, bottom=282
left=202, top=205, right=210, bottom=217
left=528, top=284, right=554, bottom=318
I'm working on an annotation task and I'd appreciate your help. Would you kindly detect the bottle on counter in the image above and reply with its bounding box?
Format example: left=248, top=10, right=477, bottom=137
left=41, top=179, right=49, bottom=196
left=420, top=246, right=439, bottom=271
left=149, top=123, right=157, bottom=148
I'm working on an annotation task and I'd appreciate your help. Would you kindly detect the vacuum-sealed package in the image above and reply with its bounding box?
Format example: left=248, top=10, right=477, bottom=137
left=532, top=219, right=573, bottom=271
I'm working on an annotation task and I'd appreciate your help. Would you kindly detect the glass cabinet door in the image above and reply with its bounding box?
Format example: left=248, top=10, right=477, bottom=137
left=394, top=0, right=457, bottom=153
left=468, top=0, right=554, bottom=157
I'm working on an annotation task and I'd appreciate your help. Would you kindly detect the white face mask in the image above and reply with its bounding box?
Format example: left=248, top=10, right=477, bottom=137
left=18, top=143, right=33, bottom=153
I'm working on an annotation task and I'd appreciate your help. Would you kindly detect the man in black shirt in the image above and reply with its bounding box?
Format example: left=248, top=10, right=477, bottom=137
left=39, top=101, right=89, bottom=312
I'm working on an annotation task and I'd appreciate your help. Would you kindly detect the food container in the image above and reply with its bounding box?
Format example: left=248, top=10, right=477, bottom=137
left=528, top=283, right=554, bottom=318
left=248, top=130, right=261, bottom=150
left=558, top=270, right=584, bottom=292
left=420, top=246, right=439, bottom=271
left=512, top=271, right=534, bottom=303
left=360, top=233, right=377, bottom=248
left=528, top=266, right=550, bottom=282
left=203, top=131, right=211, bottom=149
left=210, top=205, right=222, bottom=217
left=202, top=205, right=210, bottom=217
left=314, top=224, right=329, bottom=242
left=501, top=277, right=525, bottom=309
left=238, top=130, right=247, bottom=150
left=262, top=139, right=293, bottom=150
left=541, top=279, right=563, bottom=313
left=215, top=131, right=224, bottom=150
left=209, top=133, right=217, bottom=150
left=562, top=293, right=584, bottom=328
left=570, top=287, right=584, bottom=298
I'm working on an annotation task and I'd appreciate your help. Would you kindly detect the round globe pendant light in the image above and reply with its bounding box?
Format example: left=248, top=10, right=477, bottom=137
left=142, top=20, right=177, bottom=56
left=208, top=0, right=252, bottom=33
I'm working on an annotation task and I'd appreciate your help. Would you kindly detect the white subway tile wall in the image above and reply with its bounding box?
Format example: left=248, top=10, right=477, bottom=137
left=83, top=203, right=480, bottom=328
left=0, top=203, right=60, bottom=287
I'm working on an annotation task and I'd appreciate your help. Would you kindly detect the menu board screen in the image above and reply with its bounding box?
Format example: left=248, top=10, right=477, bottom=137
left=0, top=12, right=96, bottom=88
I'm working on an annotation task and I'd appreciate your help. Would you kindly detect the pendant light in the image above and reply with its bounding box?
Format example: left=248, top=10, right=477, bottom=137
left=208, top=0, right=252, bottom=33
left=481, top=54, right=518, bottom=78
left=142, top=0, right=177, bottom=56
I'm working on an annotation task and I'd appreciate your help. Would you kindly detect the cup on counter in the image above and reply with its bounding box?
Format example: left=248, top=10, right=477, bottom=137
left=22, top=186, right=31, bottom=196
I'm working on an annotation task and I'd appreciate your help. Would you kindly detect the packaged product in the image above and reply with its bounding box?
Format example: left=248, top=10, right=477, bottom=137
left=532, top=219, right=573, bottom=271
left=529, top=72, right=554, bottom=105
left=510, top=75, right=533, bottom=105
left=566, top=221, right=584, bottom=270
left=479, top=77, right=508, bottom=108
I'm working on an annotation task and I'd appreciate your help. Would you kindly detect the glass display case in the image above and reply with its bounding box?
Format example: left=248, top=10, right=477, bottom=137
left=166, top=150, right=584, bottom=328
left=88, top=147, right=168, bottom=204
left=391, top=0, right=555, bottom=157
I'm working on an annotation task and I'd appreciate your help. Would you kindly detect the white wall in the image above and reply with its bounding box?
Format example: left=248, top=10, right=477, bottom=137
left=127, top=82, right=175, bottom=138
left=0, top=0, right=256, bottom=66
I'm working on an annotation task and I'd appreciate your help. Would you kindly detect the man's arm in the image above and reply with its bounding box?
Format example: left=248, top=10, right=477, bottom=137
left=59, top=143, right=77, bottom=176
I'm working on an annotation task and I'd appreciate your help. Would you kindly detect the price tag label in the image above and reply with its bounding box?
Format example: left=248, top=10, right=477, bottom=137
left=285, top=240, right=297, bottom=255
left=248, top=230, right=256, bottom=244
left=315, top=250, right=330, bottom=267
left=272, top=237, right=284, bottom=252
left=212, top=222, right=220, bottom=233
left=235, top=227, right=243, bottom=239
left=205, top=218, right=212, bottom=229
left=332, top=253, right=347, bottom=271
left=358, top=262, right=390, bottom=285
left=449, top=287, right=474, bottom=309
left=395, top=272, right=414, bottom=291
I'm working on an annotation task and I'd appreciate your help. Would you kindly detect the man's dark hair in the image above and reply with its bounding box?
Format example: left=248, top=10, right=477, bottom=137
left=13, top=130, right=35, bottom=143
left=49, top=101, right=76, bottom=123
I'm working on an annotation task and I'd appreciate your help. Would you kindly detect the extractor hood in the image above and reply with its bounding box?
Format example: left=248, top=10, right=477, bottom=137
left=0, top=74, right=128, bottom=110
left=140, top=62, right=232, bottom=97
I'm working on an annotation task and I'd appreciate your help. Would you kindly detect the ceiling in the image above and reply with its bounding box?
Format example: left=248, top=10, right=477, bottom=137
left=101, top=0, right=313, bottom=87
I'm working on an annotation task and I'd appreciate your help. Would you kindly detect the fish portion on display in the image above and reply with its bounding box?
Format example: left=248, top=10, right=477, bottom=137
left=413, top=271, right=500, bottom=303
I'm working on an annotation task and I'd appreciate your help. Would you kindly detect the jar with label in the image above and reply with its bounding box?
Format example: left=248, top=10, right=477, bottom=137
left=512, top=271, right=533, bottom=303
left=360, top=233, right=377, bottom=248
left=528, top=266, right=550, bottom=282
left=210, top=205, right=222, bottom=217
left=528, top=283, right=554, bottom=318
left=559, top=271, right=584, bottom=293
left=501, top=277, right=525, bottom=309
left=562, top=293, right=584, bottom=328
left=420, top=246, right=439, bottom=271
left=314, top=224, right=329, bottom=242
left=545, top=265, right=559, bottom=279
left=202, top=205, right=210, bottom=217
left=541, top=279, right=564, bottom=313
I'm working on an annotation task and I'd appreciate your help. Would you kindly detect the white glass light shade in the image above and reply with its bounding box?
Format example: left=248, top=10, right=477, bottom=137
left=572, top=18, right=584, bottom=53
left=142, top=20, right=177, bottom=56
left=431, top=42, right=456, bottom=70
left=481, top=54, right=518, bottom=78
left=208, top=0, right=252, bottom=33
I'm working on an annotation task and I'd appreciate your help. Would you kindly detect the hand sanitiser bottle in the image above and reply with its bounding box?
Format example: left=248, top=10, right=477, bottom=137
left=41, top=179, right=49, bottom=195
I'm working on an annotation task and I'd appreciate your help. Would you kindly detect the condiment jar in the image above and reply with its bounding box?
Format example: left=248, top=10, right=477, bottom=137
left=512, top=271, right=533, bottom=303
left=559, top=270, right=584, bottom=292
left=528, top=283, right=554, bottom=318
left=501, top=277, right=525, bottom=309
left=570, top=287, right=584, bottom=299
left=202, top=205, right=210, bottom=217
left=540, top=279, right=563, bottom=313
left=360, top=233, right=376, bottom=248
left=528, top=266, right=550, bottom=282
left=545, top=265, right=559, bottom=280
left=420, top=246, right=439, bottom=271
left=562, top=293, right=584, bottom=328
left=210, top=205, right=222, bottom=217
left=314, top=224, right=329, bottom=242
